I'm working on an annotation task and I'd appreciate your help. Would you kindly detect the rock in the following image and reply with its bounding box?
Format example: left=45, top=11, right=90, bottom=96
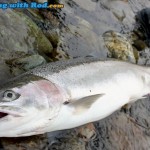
left=1, top=134, right=49, bottom=150
left=44, top=29, right=59, bottom=48
left=138, top=48, right=150, bottom=65
left=0, top=9, right=53, bottom=58
left=100, top=0, right=135, bottom=31
left=51, top=48, right=69, bottom=61
left=59, top=18, right=107, bottom=58
left=135, top=8, right=150, bottom=47
left=5, top=54, right=46, bottom=76
left=47, top=128, right=87, bottom=150
left=73, top=0, right=97, bottom=11
left=103, top=30, right=137, bottom=63
left=77, top=123, right=96, bottom=141
left=35, top=0, right=48, bottom=2
left=133, top=39, right=147, bottom=51
left=0, top=49, right=27, bottom=84
left=39, top=10, right=60, bottom=28
left=129, top=0, right=150, bottom=13
left=0, top=62, right=13, bottom=85
left=49, top=133, right=86, bottom=150
left=0, top=8, right=55, bottom=84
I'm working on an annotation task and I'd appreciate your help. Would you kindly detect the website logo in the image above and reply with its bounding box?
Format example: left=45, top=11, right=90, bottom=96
left=0, top=1, right=64, bottom=9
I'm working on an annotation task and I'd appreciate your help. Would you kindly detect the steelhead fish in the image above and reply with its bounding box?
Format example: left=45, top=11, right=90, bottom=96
left=0, top=57, right=149, bottom=137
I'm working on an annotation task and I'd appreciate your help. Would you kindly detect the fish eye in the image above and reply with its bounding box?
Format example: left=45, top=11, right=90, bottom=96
left=2, top=90, right=20, bottom=102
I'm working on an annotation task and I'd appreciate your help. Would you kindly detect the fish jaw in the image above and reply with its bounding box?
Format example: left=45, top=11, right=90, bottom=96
left=0, top=75, right=68, bottom=137
left=0, top=108, right=52, bottom=137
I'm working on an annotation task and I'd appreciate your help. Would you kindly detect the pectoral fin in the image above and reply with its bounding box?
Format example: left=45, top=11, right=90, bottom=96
left=68, top=94, right=104, bottom=115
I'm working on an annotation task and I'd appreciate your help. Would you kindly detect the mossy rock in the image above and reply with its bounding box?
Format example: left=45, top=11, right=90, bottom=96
left=0, top=9, right=53, bottom=56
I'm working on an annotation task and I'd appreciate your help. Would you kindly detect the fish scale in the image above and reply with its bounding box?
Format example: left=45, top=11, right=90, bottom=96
left=31, top=58, right=148, bottom=100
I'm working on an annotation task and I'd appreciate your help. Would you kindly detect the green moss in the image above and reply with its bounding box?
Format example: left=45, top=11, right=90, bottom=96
left=16, top=11, right=53, bottom=55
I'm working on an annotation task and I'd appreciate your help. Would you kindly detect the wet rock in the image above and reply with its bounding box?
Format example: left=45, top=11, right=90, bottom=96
left=48, top=130, right=86, bottom=150
left=1, top=134, right=49, bottom=150
left=73, top=0, right=97, bottom=11
left=128, top=28, right=148, bottom=53
left=19, top=8, right=60, bottom=50
left=39, top=10, right=60, bottom=27
left=0, top=9, right=53, bottom=57
left=59, top=17, right=107, bottom=58
left=51, top=48, right=69, bottom=61
left=35, top=0, right=48, bottom=2
left=133, top=39, right=147, bottom=51
left=132, top=29, right=145, bottom=41
left=138, top=48, right=150, bottom=65
left=5, top=54, right=46, bottom=76
left=44, top=29, right=59, bottom=48
left=0, top=49, right=27, bottom=84
left=136, top=8, right=150, bottom=47
left=129, top=0, right=150, bottom=14
left=100, top=0, right=135, bottom=31
left=20, top=8, right=45, bottom=27
left=48, top=124, right=96, bottom=150
left=0, top=61, right=13, bottom=85
left=77, top=123, right=96, bottom=141
left=103, top=30, right=137, bottom=63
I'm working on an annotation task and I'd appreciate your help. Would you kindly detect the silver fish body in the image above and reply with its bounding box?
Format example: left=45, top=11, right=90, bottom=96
left=0, top=58, right=150, bottom=137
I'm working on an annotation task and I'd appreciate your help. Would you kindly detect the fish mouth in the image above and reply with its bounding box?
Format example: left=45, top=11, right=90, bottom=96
left=0, top=106, right=26, bottom=119
left=0, top=112, right=8, bottom=119
left=0, top=110, right=21, bottom=120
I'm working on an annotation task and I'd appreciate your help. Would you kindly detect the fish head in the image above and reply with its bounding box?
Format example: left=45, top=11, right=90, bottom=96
left=0, top=74, right=65, bottom=137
